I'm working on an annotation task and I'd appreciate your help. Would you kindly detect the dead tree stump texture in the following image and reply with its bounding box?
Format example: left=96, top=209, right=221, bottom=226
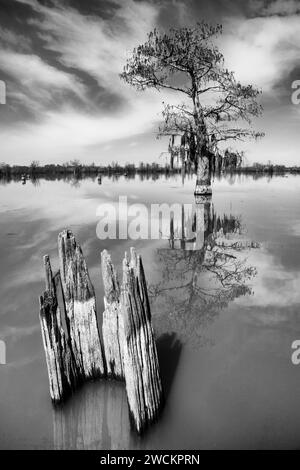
left=39, top=231, right=163, bottom=433
left=58, top=229, right=105, bottom=380
left=101, top=250, right=124, bottom=380
left=101, top=248, right=163, bottom=433
left=121, top=249, right=163, bottom=433
left=39, top=255, right=78, bottom=403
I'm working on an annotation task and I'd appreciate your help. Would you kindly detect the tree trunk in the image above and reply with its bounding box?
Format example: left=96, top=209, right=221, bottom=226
left=194, top=154, right=212, bottom=195
left=193, top=92, right=212, bottom=196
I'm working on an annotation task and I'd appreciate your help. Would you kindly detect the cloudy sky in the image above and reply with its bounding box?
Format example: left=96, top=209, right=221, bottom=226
left=0, top=0, right=300, bottom=165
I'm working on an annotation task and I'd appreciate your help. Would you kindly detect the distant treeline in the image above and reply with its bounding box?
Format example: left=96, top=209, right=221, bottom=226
left=0, top=160, right=183, bottom=179
left=1, top=159, right=300, bottom=181
left=234, top=163, right=300, bottom=174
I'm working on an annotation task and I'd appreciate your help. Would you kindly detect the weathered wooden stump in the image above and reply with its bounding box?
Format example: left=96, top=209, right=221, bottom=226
left=39, top=231, right=163, bottom=433
left=101, top=248, right=163, bottom=433
left=39, top=255, right=78, bottom=402
left=121, top=249, right=163, bottom=433
left=58, top=230, right=105, bottom=380
left=101, top=250, right=124, bottom=380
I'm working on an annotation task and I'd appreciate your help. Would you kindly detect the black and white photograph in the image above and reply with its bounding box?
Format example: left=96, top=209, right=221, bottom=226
left=1, top=0, right=300, bottom=456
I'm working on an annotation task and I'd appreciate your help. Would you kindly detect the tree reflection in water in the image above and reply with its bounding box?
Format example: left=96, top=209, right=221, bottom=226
left=150, top=196, right=259, bottom=347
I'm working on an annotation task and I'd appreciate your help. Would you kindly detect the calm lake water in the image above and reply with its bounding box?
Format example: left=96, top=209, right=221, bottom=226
left=1, top=173, right=300, bottom=449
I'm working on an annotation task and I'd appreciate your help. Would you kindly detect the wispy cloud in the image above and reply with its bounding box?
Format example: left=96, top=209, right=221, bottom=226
left=16, top=0, right=158, bottom=98
left=221, top=15, right=300, bottom=92
left=250, top=0, right=300, bottom=17
left=0, top=0, right=170, bottom=162
left=0, top=27, right=32, bottom=51
left=1, top=0, right=300, bottom=164
left=1, top=49, right=86, bottom=110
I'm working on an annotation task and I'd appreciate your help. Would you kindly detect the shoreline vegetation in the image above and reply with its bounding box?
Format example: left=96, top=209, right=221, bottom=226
left=0, top=160, right=299, bottom=183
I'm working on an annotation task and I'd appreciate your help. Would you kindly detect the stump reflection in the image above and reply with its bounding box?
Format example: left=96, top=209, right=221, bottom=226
left=53, top=381, right=133, bottom=450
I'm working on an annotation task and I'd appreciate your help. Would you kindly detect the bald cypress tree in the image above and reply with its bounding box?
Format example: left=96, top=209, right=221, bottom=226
left=121, top=22, right=263, bottom=195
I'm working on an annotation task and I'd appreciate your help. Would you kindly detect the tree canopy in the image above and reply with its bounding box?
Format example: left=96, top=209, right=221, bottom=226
left=121, top=23, right=264, bottom=158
